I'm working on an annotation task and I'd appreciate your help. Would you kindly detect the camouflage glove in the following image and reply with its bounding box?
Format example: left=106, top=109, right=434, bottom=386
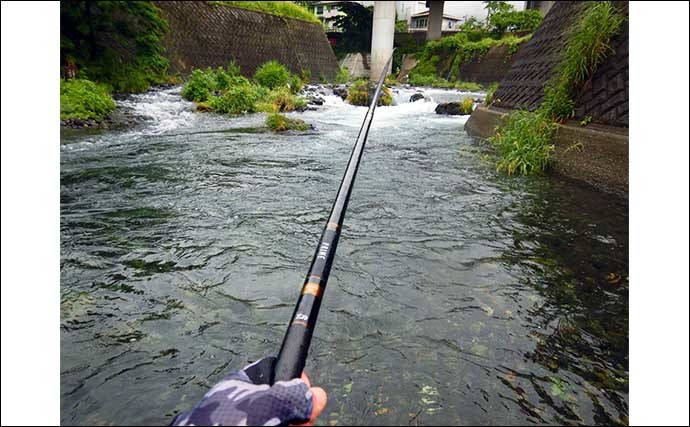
left=172, top=357, right=313, bottom=426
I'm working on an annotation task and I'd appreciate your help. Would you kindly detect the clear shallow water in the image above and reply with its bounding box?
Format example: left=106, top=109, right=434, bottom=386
left=61, top=86, right=628, bottom=425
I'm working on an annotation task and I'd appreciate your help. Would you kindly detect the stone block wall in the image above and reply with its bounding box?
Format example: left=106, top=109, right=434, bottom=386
left=154, top=1, right=339, bottom=81
left=490, top=1, right=628, bottom=127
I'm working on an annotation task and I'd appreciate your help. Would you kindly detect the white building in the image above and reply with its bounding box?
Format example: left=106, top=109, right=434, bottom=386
left=409, top=11, right=463, bottom=32
left=396, top=1, right=526, bottom=29
left=309, top=1, right=374, bottom=32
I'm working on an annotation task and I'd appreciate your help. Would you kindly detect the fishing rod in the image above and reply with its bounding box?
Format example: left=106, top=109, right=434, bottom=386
left=246, top=54, right=395, bottom=385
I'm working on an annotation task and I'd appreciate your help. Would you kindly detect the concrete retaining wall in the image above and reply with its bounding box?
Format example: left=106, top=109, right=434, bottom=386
left=465, top=106, right=628, bottom=197
left=154, top=1, right=339, bottom=81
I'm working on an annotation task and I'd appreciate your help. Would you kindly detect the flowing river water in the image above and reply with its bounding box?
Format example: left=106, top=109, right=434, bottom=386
left=61, top=86, right=629, bottom=425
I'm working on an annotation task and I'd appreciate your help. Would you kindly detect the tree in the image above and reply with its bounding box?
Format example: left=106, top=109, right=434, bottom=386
left=483, top=1, right=514, bottom=18
left=60, top=1, right=168, bottom=91
left=328, top=2, right=373, bottom=53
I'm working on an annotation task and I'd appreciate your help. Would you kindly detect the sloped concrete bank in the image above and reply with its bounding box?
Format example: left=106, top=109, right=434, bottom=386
left=465, top=106, right=628, bottom=198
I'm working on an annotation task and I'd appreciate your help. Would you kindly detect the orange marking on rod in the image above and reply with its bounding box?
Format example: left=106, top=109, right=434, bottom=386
left=326, top=222, right=339, bottom=231
left=291, top=320, right=309, bottom=328
left=302, top=282, right=323, bottom=298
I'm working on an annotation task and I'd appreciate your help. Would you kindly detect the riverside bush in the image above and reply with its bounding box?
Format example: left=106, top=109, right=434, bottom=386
left=254, top=60, right=291, bottom=89
left=181, top=69, right=216, bottom=102
left=60, top=78, right=116, bottom=121
left=346, top=79, right=392, bottom=106
left=334, top=66, right=350, bottom=84
left=208, top=84, right=264, bottom=114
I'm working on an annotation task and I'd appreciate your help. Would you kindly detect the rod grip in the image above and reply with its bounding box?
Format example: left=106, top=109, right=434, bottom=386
left=273, top=324, right=313, bottom=383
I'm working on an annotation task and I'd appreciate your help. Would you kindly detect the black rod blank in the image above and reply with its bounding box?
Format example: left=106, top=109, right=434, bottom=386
left=272, top=55, right=394, bottom=383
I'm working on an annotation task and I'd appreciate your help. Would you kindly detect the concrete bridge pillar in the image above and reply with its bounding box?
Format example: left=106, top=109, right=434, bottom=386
left=426, top=1, right=444, bottom=41
left=370, top=0, right=395, bottom=81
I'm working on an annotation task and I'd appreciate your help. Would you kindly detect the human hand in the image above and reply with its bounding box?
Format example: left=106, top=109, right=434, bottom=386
left=172, top=358, right=327, bottom=426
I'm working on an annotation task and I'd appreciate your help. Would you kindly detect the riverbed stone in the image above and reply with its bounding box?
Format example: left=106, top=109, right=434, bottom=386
left=435, top=102, right=470, bottom=115
left=410, top=92, right=425, bottom=103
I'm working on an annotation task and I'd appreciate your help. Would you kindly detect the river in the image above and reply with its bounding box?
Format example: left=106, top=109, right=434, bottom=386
left=61, top=85, right=629, bottom=425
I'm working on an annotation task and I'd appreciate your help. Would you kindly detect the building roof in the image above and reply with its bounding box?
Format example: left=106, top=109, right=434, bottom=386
left=410, top=10, right=463, bottom=21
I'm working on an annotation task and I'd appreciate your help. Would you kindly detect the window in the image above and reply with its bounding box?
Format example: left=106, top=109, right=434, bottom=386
left=316, top=5, right=323, bottom=14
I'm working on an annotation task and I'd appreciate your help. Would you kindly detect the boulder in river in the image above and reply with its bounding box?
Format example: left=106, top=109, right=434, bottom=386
left=410, top=92, right=425, bottom=103
left=333, top=84, right=349, bottom=100
left=435, top=100, right=473, bottom=116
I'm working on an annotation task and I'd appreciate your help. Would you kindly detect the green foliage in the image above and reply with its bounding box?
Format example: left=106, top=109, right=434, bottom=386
left=540, top=1, right=625, bottom=120
left=483, top=1, right=513, bottom=17
left=60, top=78, right=116, bottom=121
left=455, top=81, right=483, bottom=91
left=484, top=82, right=499, bottom=105
left=330, top=2, right=373, bottom=54
left=580, top=115, right=593, bottom=127
left=384, top=74, right=398, bottom=86
left=489, top=110, right=556, bottom=175
left=457, top=17, right=489, bottom=42
left=256, top=87, right=306, bottom=113
left=215, top=62, right=244, bottom=91
left=253, top=60, right=291, bottom=89
left=489, top=9, right=543, bottom=36
left=185, top=60, right=306, bottom=115
left=208, top=83, right=265, bottom=114
left=266, top=113, right=310, bottom=132
left=395, top=20, right=408, bottom=32
left=289, top=74, right=304, bottom=94
left=459, top=98, right=475, bottom=115
left=490, top=2, right=625, bottom=175
left=409, top=34, right=530, bottom=84
left=408, top=74, right=482, bottom=91
left=181, top=69, right=216, bottom=102
left=346, top=79, right=392, bottom=106
left=212, top=1, right=319, bottom=23
left=60, top=1, right=169, bottom=93
left=334, top=66, right=350, bottom=84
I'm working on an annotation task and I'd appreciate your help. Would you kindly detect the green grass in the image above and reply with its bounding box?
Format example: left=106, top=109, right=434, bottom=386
left=266, top=113, right=310, bottom=131
left=484, top=82, right=499, bottom=105
left=213, top=1, right=319, bottom=23
left=333, top=66, right=350, bottom=84
left=540, top=1, right=625, bottom=120
left=60, top=79, right=116, bottom=121
left=256, top=87, right=306, bottom=113
left=459, top=98, right=474, bottom=115
left=253, top=60, right=291, bottom=89
left=490, top=110, right=556, bottom=175
left=346, top=79, right=392, bottom=106
left=490, top=1, right=624, bottom=175
left=208, top=83, right=265, bottom=114
left=408, top=74, right=482, bottom=91
left=408, top=34, right=531, bottom=86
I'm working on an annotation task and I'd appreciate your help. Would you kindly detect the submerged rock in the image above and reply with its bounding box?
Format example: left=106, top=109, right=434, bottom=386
left=410, top=92, right=425, bottom=103
left=435, top=100, right=473, bottom=115
left=333, top=84, right=349, bottom=100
